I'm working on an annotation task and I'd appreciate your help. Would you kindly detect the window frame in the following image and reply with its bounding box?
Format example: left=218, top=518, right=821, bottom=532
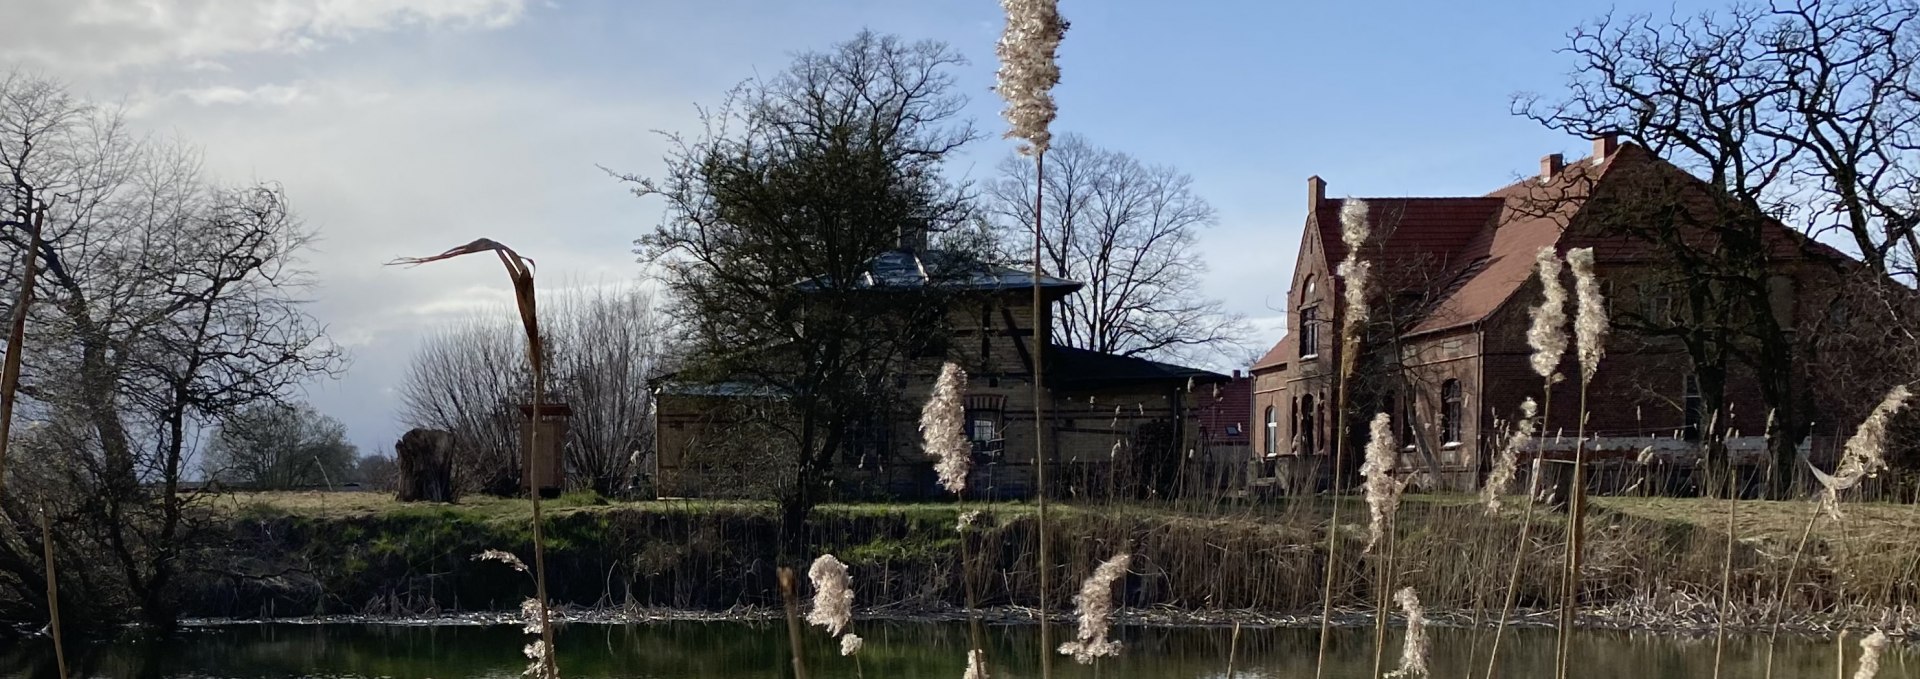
left=1440, top=379, right=1463, bottom=445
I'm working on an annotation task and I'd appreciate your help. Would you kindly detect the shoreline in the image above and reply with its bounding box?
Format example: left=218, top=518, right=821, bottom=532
left=176, top=604, right=1907, bottom=642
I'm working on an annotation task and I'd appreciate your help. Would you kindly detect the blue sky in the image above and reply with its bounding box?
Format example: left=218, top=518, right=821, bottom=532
left=0, top=0, right=1721, bottom=458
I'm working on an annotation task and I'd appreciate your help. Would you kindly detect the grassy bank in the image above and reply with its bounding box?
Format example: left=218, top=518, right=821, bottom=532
left=191, top=491, right=1920, bottom=631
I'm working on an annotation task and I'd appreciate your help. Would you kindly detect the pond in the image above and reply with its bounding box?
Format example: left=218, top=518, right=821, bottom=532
left=2, top=619, right=1909, bottom=678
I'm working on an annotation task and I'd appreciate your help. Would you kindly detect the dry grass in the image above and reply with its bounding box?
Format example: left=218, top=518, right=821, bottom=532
left=1594, top=496, right=1920, bottom=546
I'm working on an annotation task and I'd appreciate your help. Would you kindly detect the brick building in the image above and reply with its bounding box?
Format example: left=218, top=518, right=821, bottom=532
left=653, top=248, right=1230, bottom=501
left=1251, top=137, right=1854, bottom=492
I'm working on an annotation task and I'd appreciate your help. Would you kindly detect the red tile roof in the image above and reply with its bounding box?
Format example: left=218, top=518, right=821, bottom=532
left=1252, top=140, right=1849, bottom=362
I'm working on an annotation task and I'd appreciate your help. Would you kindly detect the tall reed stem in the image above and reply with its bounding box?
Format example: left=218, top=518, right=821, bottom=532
left=1226, top=621, right=1242, bottom=679
left=1372, top=510, right=1400, bottom=678
left=779, top=566, right=811, bottom=679
left=1713, top=463, right=1737, bottom=679
left=0, top=205, right=43, bottom=498
left=1485, top=387, right=1550, bottom=679
left=1029, top=149, right=1052, bottom=679
left=39, top=508, right=66, bottom=679
left=527, top=361, right=558, bottom=679
left=1314, top=356, right=1355, bottom=679
left=1555, top=390, right=1591, bottom=679
left=1765, top=505, right=1822, bottom=679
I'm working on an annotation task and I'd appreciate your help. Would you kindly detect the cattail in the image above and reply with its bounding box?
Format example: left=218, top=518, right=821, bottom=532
left=1482, top=398, right=1537, bottom=515
left=1384, top=587, right=1430, bottom=678
left=840, top=633, right=865, bottom=657
left=994, top=0, right=1068, bottom=155
left=1360, top=412, right=1399, bottom=552
left=1526, top=247, right=1569, bottom=381
left=922, top=362, right=971, bottom=494
left=963, top=649, right=988, bottom=679
left=1058, top=553, right=1130, bottom=664
left=1852, top=631, right=1889, bottom=679
left=805, top=554, right=854, bottom=637
left=1566, top=247, right=1608, bottom=381
left=1818, top=385, right=1913, bottom=519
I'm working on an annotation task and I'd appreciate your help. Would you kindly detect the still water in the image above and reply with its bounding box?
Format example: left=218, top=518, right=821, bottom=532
left=3, top=620, right=1911, bottom=678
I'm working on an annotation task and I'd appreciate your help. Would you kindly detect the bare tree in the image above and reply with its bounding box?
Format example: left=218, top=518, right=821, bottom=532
left=1511, top=2, right=1920, bottom=496
left=201, top=402, right=358, bottom=490
left=0, top=72, right=342, bottom=628
left=986, top=134, right=1247, bottom=364
left=398, top=315, right=527, bottom=496
left=398, top=282, right=668, bottom=497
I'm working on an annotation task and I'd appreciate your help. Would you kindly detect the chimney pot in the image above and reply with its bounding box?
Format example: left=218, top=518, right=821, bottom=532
left=1594, top=134, right=1619, bottom=161
left=1540, top=153, right=1565, bottom=181
left=1307, top=175, right=1326, bottom=208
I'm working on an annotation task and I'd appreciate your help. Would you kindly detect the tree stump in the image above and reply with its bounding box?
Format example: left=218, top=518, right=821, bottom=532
left=395, top=428, right=456, bottom=503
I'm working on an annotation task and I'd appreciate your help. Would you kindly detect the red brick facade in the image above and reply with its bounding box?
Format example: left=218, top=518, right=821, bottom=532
left=1252, top=138, right=1852, bottom=492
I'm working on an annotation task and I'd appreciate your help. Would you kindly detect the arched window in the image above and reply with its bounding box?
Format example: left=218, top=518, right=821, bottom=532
left=1300, top=394, right=1316, bottom=455
left=1264, top=406, right=1278, bottom=454
left=1441, top=379, right=1463, bottom=444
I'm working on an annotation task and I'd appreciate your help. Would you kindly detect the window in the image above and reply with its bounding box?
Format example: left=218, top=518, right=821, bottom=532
left=969, top=418, right=996, bottom=444
left=1644, top=284, right=1676, bottom=323
left=1441, top=379, right=1463, bottom=445
left=1264, top=406, right=1278, bottom=455
left=1683, top=374, right=1703, bottom=442
left=1300, top=394, right=1317, bottom=455
left=1300, top=306, right=1321, bottom=357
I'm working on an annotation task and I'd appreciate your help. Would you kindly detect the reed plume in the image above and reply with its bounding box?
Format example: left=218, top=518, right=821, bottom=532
left=1059, top=553, right=1130, bottom=664
left=964, top=649, right=988, bottom=679
left=1339, top=199, right=1373, bottom=330
left=1852, top=631, right=1888, bottom=679
left=1815, top=385, right=1913, bottom=519
left=1386, top=587, right=1430, bottom=678
left=1482, top=398, right=1537, bottom=515
left=995, top=0, right=1067, bottom=155
left=1360, top=412, right=1399, bottom=553
left=1526, top=247, right=1568, bottom=380
left=840, top=634, right=864, bottom=657
left=922, top=362, right=971, bottom=494
left=1566, top=248, right=1607, bottom=381
left=806, top=554, right=855, bottom=637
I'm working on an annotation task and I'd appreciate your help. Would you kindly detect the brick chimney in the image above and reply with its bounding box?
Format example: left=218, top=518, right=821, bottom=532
left=1540, top=153, right=1565, bottom=181
left=1307, top=175, right=1326, bottom=208
left=1593, top=134, right=1619, bottom=162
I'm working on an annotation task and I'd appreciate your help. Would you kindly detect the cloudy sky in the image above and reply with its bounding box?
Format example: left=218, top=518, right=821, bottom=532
left=0, top=0, right=1719, bottom=457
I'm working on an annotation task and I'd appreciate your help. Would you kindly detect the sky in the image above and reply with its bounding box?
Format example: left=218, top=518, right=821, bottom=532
left=0, top=0, right=1724, bottom=458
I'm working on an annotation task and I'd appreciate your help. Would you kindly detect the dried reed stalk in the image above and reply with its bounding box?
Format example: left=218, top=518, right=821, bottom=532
left=1318, top=198, right=1373, bottom=679
left=40, top=508, right=66, bottom=679
left=389, top=238, right=558, bottom=678
left=0, top=206, right=44, bottom=497
left=1554, top=247, right=1607, bottom=679
left=778, top=566, right=811, bottom=679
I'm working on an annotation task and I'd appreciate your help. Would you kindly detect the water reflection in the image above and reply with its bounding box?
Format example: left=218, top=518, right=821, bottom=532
left=2, top=620, right=1911, bottom=678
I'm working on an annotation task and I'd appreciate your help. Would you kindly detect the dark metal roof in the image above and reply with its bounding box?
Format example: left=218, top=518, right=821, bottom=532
left=794, top=248, right=1082, bottom=293
left=1047, top=345, right=1231, bottom=391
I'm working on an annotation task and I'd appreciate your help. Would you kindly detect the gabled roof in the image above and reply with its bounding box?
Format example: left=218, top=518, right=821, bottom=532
left=795, top=248, right=1082, bottom=293
left=1402, top=153, right=1610, bottom=336
left=1252, top=332, right=1293, bottom=372
left=1315, top=197, right=1507, bottom=280
left=1047, top=345, right=1230, bottom=391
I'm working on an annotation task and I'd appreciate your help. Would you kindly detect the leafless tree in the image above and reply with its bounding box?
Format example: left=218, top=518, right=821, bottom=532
left=201, top=402, right=358, bottom=490
left=987, top=134, right=1250, bottom=364
left=0, top=72, right=343, bottom=628
left=399, top=282, right=668, bottom=497
left=1512, top=1, right=1920, bottom=496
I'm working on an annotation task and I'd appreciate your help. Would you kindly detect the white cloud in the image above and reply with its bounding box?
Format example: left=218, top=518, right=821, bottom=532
left=0, top=0, right=527, bottom=72
left=177, top=83, right=308, bottom=106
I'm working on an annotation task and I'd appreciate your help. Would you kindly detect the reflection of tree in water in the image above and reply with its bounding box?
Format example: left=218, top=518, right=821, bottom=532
left=1, top=621, right=1898, bottom=678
